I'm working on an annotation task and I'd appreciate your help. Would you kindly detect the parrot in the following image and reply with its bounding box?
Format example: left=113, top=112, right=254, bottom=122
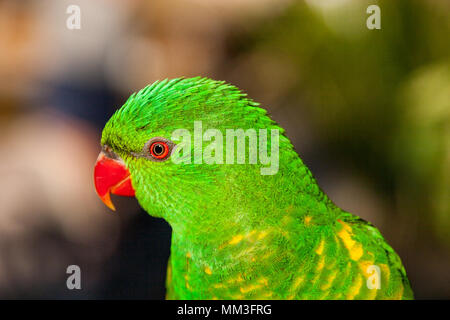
left=94, top=77, right=413, bottom=300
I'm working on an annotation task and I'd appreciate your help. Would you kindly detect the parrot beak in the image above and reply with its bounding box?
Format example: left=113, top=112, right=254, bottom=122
left=94, top=151, right=135, bottom=211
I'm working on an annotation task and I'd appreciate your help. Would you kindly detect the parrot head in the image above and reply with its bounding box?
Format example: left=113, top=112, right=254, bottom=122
left=94, top=77, right=295, bottom=229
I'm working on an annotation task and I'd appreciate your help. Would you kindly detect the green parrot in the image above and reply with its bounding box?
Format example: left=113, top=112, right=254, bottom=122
left=94, top=77, right=413, bottom=300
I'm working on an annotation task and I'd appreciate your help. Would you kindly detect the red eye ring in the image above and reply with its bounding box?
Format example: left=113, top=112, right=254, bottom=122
left=149, top=141, right=170, bottom=159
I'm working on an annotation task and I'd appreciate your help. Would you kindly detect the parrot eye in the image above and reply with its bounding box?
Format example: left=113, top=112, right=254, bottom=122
left=150, top=142, right=169, bottom=158
left=143, top=137, right=174, bottom=161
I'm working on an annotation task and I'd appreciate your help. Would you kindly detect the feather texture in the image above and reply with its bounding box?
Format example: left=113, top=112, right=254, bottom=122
left=100, top=77, right=413, bottom=299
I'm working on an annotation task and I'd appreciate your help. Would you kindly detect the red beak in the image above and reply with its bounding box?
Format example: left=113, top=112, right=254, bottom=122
left=94, top=151, right=135, bottom=210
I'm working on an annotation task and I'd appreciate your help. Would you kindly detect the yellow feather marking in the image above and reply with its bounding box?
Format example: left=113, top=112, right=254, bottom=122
left=379, top=263, right=391, bottom=284
left=292, top=276, right=305, bottom=290
left=349, top=243, right=364, bottom=261
left=229, top=234, right=244, bottom=245
left=392, top=285, right=404, bottom=300
left=240, top=283, right=262, bottom=293
left=185, top=252, right=191, bottom=290
left=330, top=262, right=352, bottom=300
left=258, top=277, right=269, bottom=286
left=308, top=256, right=328, bottom=293
left=379, top=263, right=396, bottom=298
left=246, top=230, right=258, bottom=241
left=257, top=231, right=268, bottom=240
left=360, top=260, right=374, bottom=275
left=260, top=292, right=273, bottom=298
left=213, top=283, right=224, bottom=288
left=337, top=220, right=364, bottom=261
left=185, top=273, right=191, bottom=290
left=317, top=255, right=325, bottom=271
left=304, top=216, right=312, bottom=225
left=315, top=239, right=325, bottom=255
left=221, top=230, right=267, bottom=249
left=212, top=296, right=218, bottom=300
left=236, top=247, right=257, bottom=259
left=227, top=274, right=244, bottom=283
left=204, top=267, right=212, bottom=275
left=321, top=271, right=338, bottom=291
left=337, top=225, right=355, bottom=247
left=346, top=274, right=363, bottom=299
left=287, top=272, right=305, bottom=299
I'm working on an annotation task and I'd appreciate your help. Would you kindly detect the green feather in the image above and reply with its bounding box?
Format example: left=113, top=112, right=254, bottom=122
left=101, top=77, right=413, bottom=300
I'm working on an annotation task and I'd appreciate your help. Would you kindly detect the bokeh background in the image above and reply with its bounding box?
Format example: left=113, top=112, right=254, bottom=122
left=0, top=0, right=448, bottom=299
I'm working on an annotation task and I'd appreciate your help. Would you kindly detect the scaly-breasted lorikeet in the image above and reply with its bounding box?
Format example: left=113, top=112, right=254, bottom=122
left=94, top=77, right=413, bottom=299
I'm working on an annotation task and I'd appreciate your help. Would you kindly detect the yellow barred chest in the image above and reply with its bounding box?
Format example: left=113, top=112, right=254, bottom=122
left=166, top=220, right=409, bottom=300
left=286, top=220, right=407, bottom=300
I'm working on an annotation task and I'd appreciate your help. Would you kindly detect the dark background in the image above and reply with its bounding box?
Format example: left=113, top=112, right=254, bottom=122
left=0, top=0, right=448, bottom=299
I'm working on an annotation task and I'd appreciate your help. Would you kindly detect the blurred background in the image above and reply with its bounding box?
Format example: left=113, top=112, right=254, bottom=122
left=0, top=0, right=448, bottom=299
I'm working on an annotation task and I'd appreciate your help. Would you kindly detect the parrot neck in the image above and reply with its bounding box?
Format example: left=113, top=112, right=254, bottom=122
left=168, top=154, right=338, bottom=257
left=165, top=152, right=341, bottom=298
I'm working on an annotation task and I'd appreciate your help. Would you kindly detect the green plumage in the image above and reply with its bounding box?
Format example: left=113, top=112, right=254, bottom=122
left=101, top=77, right=413, bottom=299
